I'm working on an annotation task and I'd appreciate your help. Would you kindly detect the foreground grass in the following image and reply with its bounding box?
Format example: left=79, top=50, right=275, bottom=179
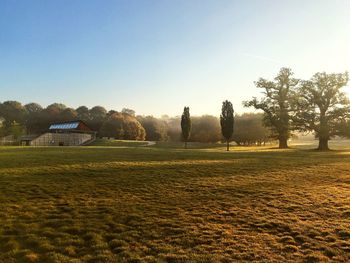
left=0, top=144, right=349, bottom=262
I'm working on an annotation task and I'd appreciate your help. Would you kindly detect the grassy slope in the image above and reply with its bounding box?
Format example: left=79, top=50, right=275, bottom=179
left=0, top=144, right=349, bottom=262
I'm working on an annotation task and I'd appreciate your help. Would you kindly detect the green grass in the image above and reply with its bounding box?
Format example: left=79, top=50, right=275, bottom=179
left=0, top=142, right=349, bottom=262
left=88, top=139, right=148, bottom=147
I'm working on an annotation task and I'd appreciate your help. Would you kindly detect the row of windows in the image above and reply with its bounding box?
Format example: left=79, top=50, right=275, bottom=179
left=49, top=122, right=80, bottom=130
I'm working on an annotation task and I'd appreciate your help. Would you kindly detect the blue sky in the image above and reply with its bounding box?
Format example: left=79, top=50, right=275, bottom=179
left=1, top=0, right=350, bottom=116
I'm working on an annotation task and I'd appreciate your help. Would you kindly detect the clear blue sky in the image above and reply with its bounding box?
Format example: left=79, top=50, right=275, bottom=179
left=1, top=0, right=349, bottom=116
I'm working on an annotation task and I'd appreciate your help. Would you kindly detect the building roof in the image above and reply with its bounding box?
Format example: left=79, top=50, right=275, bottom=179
left=49, top=122, right=80, bottom=130
left=20, top=135, right=39, bottom=141
left=48, top=120, right=92, bottom=132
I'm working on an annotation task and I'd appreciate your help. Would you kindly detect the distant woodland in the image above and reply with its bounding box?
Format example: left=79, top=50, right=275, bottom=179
left=0, top=101, right=270, bottom=146
left=2, top=67, right=350, bottom=150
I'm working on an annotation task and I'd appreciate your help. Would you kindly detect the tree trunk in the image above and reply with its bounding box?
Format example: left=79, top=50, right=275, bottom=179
left=318, top=110, right=329, bottom=151
left=278, top=137, right=288, bottom=149
left=226, top=140, right=229, bottom=151
left=184, top=141, right=187, bottom=149
left=318, top=138, right=329, bottom=151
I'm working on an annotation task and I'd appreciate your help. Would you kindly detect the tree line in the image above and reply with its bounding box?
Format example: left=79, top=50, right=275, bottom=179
left=180, top=67, right=350, bottom=151
left=0, top=102, right=270, bottom=146
left=1, top=67, right=349, bottom=150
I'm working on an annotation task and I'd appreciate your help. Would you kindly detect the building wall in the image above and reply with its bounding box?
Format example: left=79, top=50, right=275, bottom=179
left=0, top=135, right=16, bottom=146
left=77, top=122, right=92, bottom=132
left=30, top=133, right=92, bottom=146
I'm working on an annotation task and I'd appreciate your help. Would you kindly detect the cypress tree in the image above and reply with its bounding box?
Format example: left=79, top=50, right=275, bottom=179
left=220, top=100, right=234, bottom=151
left=181, top=107, right=191, bottom=149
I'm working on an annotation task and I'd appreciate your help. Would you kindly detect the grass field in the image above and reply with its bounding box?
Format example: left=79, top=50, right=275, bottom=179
left=88, top=139, right=149, bottom=147
left=0, top=141, right=349, bottom=262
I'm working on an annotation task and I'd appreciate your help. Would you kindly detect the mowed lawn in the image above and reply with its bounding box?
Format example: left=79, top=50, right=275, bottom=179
left=0, top=143, right=349, bottom=262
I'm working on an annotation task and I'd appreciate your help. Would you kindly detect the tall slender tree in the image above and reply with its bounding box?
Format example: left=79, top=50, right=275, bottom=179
left=181, top=107, right=191, bottom=149
left=220, top=100, right=234, bottom=151
left=244, top=68, right=299, bottom=149
left=295, top=72, right=349, bottom=151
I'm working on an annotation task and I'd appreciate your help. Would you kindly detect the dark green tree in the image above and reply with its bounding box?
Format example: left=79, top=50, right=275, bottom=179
left=8, top=121, right=25, bottom=139
left=244, top=68, right=299, bottom=149
left=76, top=106, right=90, bottom=120
left=0, top=101, right=27, bottom=130
left=24, top=103, right=43, bottom=134
left=46, top=103, right=66, bottom=113
left=25, top=103, right=43, bottom=114
left=181, top=107, right=191, bottom=149
left=89, top=106, right=107, bottom=120
left=88, top=106, right=107, bottom=134
left=220, top=100, right=234, bottom=151
left=99, top=113, right=125, bottom=139
left=295, top=72, right=349, bottom=151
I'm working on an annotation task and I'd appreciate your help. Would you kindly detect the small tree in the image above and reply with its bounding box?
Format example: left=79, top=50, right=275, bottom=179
left=244, top=68, right=299, bottom=148
left=220, top=100, right=234, bottom=151
left=181, top=107, right=191, bottom=149
left=295, top=72, right=349, bottom=151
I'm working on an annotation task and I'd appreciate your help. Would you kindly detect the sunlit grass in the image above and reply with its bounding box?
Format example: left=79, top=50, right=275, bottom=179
left=89, top=139, right=148, bottom=147
left=0, top=143, right=349, bottom=262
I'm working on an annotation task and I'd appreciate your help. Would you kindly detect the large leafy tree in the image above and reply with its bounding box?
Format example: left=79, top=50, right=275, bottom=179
left=34, top=103, right=67, bottom=133
left=89, top=106, right=107, bottom=134
left=181, top=107, right=191, bottom=149
left=89, top=106, right=107, bottom=120
left=46, top=103, right=66, bottom=113
left=60, top=108, right=78, bottom=122
left=0, top=101, right=27, bottom=131
left=76, top=106, right=90, bottom=120
left=137, top=115, right=169, bottom=141
left=220, top=100, right=234, bottom=151
left=244, top=68, right=299, bottom=148
left=295, top=72, right=349, bottom=151
left=99, top=113, right=125, bottom=139
left=99, top=113, right=145, bottom=140
left=25, top=103, right=43, bottom=115
left=122, top=113, right=146, bottom=140
left=24, top=103, right=43, bottom=134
